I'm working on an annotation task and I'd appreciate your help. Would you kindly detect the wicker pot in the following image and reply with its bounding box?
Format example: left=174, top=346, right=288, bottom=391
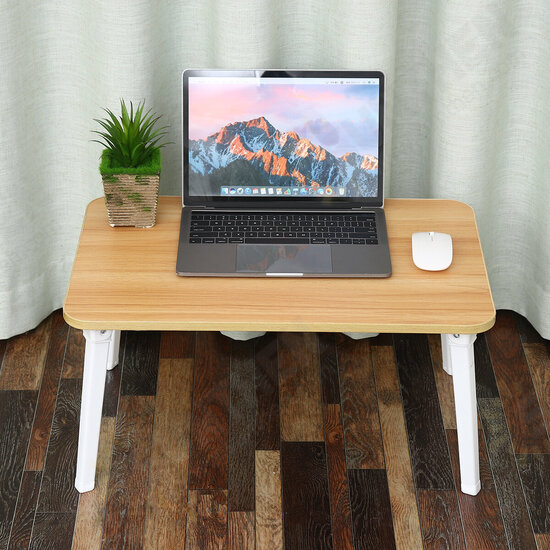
left=100, top=149, right=161, bottom=228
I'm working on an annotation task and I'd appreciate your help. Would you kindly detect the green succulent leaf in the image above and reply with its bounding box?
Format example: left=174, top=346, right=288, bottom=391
left=92, top=98, right=172, bottom=169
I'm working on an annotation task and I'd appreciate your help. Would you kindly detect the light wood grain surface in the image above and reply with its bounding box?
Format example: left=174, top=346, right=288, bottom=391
left=372, top=342, right=424, bottom=549
left=278, top=333, right=324, bottom=442
left=143, top=359, right=193, bottom=550
left=255, top=451, right=283, bottom=550
left=63, top=197, right=495, bottom=333
left=72, top=417, right=115, bottom=550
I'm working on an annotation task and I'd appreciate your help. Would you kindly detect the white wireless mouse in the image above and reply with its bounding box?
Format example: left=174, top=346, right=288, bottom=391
left=412, top=232, right=453, bottom=271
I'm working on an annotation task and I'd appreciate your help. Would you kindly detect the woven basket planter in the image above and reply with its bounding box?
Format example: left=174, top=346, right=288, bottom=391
left=100, top=149, right=161, bottom=228
left=102, top=173, right=159, bottom=227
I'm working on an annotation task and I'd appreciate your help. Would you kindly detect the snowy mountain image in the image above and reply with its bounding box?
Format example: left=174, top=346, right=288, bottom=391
left=188, top=117, right=378, bottom=197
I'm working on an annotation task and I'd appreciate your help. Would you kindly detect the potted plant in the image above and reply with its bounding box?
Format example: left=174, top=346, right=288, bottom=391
left=92, top=99, right=171, bottom=228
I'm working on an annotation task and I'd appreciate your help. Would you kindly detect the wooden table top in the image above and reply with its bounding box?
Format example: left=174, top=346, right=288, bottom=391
left=63, top=197, right=495, bottom=334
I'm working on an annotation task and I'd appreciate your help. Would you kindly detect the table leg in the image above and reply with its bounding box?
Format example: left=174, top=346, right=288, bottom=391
left=443, top=333, right=481, bottom=495
left=440, top=332, right=452, bottom=375
left=107, top=329, right=121, bottom=370
left=75, top=329, right=112, bottom=493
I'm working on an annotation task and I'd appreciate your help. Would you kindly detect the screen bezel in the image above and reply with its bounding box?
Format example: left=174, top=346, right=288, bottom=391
left=182, top=69, right=384, bottom=209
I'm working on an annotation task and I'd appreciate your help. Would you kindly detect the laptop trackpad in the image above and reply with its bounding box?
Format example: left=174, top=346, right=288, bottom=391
left=236, top=244, right=332, bottom=274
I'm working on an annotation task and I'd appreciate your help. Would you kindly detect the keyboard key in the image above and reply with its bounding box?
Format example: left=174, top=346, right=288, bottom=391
left=203, top=237, right=215, bottom=243
left=327, top=238, right=339, bottom=244
left=340, top=238, right=352, bottom=244
left=353, top=239, right=366, bottom=244
left=245, top=238, right=309, bottom=245
left=311, top=238, right=326, bottom=244
left=215, top=238, right=228, bottom=243
left=190, top=238, right=201, bottom=243
left=229, top=237, right=244, bottom=243
left=191, top=232, right=217, bottom=238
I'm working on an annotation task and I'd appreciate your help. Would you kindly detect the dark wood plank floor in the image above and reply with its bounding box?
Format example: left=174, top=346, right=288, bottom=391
left=0, top=310, right=548, bottom=550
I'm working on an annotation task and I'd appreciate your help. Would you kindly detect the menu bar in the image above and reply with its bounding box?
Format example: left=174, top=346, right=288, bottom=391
left=191, top=77, right=379, bottom=86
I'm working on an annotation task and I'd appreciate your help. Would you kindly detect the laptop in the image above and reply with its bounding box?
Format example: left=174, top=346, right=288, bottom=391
left=176, top=69, right=392, bottom=277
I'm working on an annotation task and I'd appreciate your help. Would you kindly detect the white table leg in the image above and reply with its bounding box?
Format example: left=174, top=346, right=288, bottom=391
left=75, top=329, right=112, bottom=493
left=440, top=333, right=452, bottom=375
left=107, top=329, right=121, bottom=370
left=443, top=333, right=481, bottom=495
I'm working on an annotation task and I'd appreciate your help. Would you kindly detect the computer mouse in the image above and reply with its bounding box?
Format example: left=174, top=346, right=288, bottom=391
left=412, top=231, right=453, bottom=271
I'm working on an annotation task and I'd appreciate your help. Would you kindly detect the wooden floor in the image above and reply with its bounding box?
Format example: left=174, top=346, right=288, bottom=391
left=0, top=311, right=549, bottom=550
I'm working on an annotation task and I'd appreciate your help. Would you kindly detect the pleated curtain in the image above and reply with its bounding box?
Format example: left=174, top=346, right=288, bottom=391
left=1, top=0, right=549, bottom=338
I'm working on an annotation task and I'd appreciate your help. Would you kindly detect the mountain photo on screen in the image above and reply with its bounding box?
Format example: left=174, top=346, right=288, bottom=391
left=187, top=78, right=379, bottom=197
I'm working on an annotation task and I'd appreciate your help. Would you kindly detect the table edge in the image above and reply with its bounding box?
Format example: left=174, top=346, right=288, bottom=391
left=62, top=307, right=496, bottom=334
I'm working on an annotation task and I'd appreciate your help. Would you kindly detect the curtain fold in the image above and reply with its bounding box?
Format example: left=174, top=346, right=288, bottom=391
left=1, top=0, right=549, bottom=339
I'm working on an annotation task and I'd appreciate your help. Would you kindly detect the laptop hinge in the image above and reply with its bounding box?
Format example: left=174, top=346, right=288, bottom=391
left=191, top=205, right=378, bottom=210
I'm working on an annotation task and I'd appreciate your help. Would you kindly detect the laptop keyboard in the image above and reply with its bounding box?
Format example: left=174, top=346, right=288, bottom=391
left=189, top=212, right=378, bottom=245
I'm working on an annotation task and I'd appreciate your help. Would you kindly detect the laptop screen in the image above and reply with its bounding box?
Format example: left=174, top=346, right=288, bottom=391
left=183, top=70, right=384, bottom=207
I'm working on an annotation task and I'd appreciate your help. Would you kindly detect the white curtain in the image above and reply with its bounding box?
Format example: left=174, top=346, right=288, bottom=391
left=1, top=0, right=549, bottom=339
